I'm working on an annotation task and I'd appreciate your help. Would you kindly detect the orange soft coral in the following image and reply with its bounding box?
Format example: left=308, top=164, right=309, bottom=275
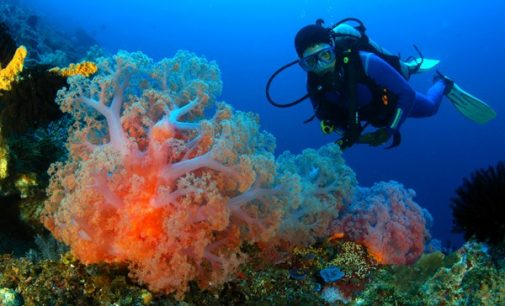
left=42, top=51, right=281, bottom=298
left=41, top=50, right=363, bottom=299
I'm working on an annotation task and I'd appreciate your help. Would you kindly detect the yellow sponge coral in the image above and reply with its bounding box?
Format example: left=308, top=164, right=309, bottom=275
left=0, top=45, right=27, bottom=91
left=49, top=61, right=98, bottom=77
left=0, top=144, right=7, bottom=180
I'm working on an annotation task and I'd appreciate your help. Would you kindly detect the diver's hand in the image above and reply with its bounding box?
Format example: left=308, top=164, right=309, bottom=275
left=359, top=128, right=392, bottom=146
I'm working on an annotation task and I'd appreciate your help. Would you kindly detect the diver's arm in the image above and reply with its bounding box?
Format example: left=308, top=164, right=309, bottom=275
left=360, top=52, right=415, bottom=132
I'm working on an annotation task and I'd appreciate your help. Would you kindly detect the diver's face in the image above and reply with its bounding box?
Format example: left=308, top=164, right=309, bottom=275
left=299, top=43, right=336, bottom=75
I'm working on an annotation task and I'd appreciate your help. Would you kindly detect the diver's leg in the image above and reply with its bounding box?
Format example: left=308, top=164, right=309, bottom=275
left=369, top=39, right=439, bottom=79
left=369, top=40, right=394, bottom=56
left=409, top=80, right=446, bottom=117
left=399, top=62, right=412, bottom=80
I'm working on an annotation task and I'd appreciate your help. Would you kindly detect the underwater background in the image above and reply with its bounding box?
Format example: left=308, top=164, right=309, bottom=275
left=22, top=0, right=504, bottom=247
left=0, top=0, right=504, bottom=304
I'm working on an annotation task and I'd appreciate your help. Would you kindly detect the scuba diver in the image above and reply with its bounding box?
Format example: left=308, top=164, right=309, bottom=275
left=266, top=18, right=496, bottom=150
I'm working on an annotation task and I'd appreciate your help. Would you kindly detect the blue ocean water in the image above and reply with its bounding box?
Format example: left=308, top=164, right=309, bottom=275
left=20, top=0, right=505, bottom=247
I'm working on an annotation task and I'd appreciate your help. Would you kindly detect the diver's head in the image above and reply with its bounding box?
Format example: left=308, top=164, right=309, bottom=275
left=294, top=24, right=336, bottom=74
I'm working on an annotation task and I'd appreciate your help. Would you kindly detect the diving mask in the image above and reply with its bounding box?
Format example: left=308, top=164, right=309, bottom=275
left=299, top=47, right=336, bottom=73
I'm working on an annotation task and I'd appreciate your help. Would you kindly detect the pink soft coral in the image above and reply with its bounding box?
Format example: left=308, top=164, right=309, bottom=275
left=331, top=181, right=432, bottom=265
left=274, top=143, right=357, bottom=249
left=42, top=50, right=281, bottom=298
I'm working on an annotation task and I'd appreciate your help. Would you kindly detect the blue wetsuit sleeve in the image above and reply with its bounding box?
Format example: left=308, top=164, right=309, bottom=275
left=361, top=52, right=416, bottom=131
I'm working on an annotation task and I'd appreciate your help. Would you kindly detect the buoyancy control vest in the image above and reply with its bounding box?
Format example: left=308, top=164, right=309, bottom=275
left=306, top=18, right=410, bottom=148
left=307, top=49, right=398, bottom=126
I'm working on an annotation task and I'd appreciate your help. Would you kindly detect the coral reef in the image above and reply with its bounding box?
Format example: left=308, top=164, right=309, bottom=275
left=1, top=3, right=494, bottom=304
left=40, top=49, right=363, bottom=299
left=329, top=241, right=377, bottom=281
left=0, top=14, right=446, bottom=300
left=451, top=161, right=505, bottom=245
left=331, top=181, right=432, bottom=265
left=0, top=2, right=96, bottom=66
left=0, top=16, right=72, bottom=205
left=0, top=45, right=26, bottom=91
left=49, top=61, right=98, bottom=77
left=0, top=246, right=327, bottom=306
left=0, top=18, right=73, bottom=197
left=0, top=194, right=37, bottom=256
left=322, top=241, right=377, bottom=302
left=0, top=7, right=96, bottom=258
left=356, top=242, right=505, bottom=305
left=1, top=237, right=503, bottom=305
left=0, top=118, right=70, bottom=250
left=25, top=234, right=69, bottom=262
left=0, top=70, right=68, bottom=206
left=274, top=143, right=356, bottom=250
left=0, top=288, right=23, bottom=306
left=215, top=257, right=324, bottom=305
left=42, top=50, right=284, bottom=298
left=0, top=22, right=17, bottom=69
left=0, top=131, right=7, bottom=180
left=4, top=119, right=69, bottom=187
left=0, top=253, right=153, bottom=306
left=281, top=240, right=377, bottom=302
left=0, top=66, right=67, bottom=137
